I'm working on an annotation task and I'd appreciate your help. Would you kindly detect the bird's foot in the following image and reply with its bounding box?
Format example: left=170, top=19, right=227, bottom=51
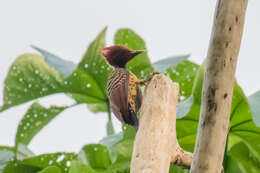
left=139, top=72, right=161, bottom=85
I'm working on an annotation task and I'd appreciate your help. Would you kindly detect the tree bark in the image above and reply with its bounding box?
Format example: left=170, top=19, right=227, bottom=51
left=130, top=74, right=192, bottom=173
left=190, top=0, right=248, bottom=173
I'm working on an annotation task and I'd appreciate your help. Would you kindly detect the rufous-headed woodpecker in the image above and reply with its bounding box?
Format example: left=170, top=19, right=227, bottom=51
left=102, top=45, right=145, bottom=129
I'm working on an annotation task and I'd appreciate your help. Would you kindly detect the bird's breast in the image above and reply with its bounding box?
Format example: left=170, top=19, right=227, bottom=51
left=128, top=72, right=141, bottom=112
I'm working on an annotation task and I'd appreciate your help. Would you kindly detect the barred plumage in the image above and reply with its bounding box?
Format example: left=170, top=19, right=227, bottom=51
left=102, top=45, right=144, bottom=128
left=107, top=68, right=142, bottom=128
left=107, top=68, right=127, bottom=97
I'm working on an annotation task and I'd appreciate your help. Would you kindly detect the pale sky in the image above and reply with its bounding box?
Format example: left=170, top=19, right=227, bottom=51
left=0, top=0, right=259, bottom=154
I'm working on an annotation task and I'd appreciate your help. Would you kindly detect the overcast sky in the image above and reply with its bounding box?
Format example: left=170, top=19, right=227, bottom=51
left=0, top=0, right=259, bottom=154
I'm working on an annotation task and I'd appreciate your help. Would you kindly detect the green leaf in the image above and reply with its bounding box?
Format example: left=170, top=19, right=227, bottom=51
left=99, top=125, right=135, bottom=163
left=99, top=133, right=123, bottom=149
left=152, top=54, right=190, bottom=73
left=248, top=91, right=260, bottom=126
left=225, top=157, right=243, bottom=173
left=1, top=28, right=111, bottom=113
left=0, top=54, right=104, bottom=112
left=114, top=28, right=153, bottom=78
left=111, top=139, right=133, bottom=161
left=38, top=166, right=62, bottom=173
left=230, top=99, right=260, bottom=162
left=15, top=102, right=67, bottom=147
left=22, top=152, right=77, bottom=173
left=228, top=142, right=260, bottom=173
left=175, top=59, right=260, bottom=170
left=68, top=160, right=96, bottom=173
left=0, top=54, right=65, bottom=111
left=170, top=164, right=189, bottom=173
left=79, top=144, right=111, bottom=170
left=87, top=102, right=108, bottom=113
left=67, top=27, right=113, bottom=113
left=3, top=160, right=40, bottom=173
left=105, top=160, right=130, bottom=173
left=122, top=124, right=136, bottom=140
left=66, top=68, right=106, bottom=103
left=78, top=27, right=111, bottom=98
left=31, top=45, right=77, bottom=77
left=166, top=60, right=199, bottom=100
left=0, top=147, right=15, bottom=173
left=99, top=133, right=123, bottom=163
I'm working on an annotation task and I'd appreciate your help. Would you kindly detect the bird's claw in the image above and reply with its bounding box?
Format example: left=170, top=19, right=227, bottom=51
left=139, top=72, right=162, bottom=85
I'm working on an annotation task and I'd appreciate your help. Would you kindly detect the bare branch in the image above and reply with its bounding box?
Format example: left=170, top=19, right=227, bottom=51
left=130, top=74, right=193, bottom=173
left=190, top=0, right=248, bottom=172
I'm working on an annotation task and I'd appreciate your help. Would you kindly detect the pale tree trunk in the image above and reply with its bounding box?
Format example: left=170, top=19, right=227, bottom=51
left=130, top=74, right=192, bottom=173
left=190, top=0, right=248, bottom=173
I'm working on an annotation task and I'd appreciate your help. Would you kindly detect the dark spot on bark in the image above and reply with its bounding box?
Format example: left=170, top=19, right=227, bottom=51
left=202, top=113, right=216, bottom=127
left=225, top=42, right=229, bottom=48
left=235, top=16, right=239, bottom=23
left=136, top=153, right=140, bottom=158
left=224, top=93, right=228, bottom=99
left=207, top=87, right=217, bottom=112
left=229, top=27, right=232, bottom=31
left=230, top=57, right=233, bottom=62
left=223, top=60, right=226, bottom=67
left=199, top=163, right=209, bottom=170
left=214, top=70, right=219, bottom=76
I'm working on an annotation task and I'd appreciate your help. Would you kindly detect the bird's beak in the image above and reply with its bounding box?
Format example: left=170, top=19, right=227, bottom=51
left=131, top=50, right=145, bottom=57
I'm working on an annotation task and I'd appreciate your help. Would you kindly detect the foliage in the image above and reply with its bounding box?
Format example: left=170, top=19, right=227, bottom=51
left=1, top=27, right=260, bottom=173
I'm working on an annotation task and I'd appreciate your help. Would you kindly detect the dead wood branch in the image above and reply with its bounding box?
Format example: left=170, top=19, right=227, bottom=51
left=130, top=74, right=192, bottom=173
left=190, top=0, right=248, bottom=172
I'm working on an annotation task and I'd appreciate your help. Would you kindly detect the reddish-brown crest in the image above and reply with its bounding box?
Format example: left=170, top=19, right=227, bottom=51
left=101, top=45, right=144, bottom=68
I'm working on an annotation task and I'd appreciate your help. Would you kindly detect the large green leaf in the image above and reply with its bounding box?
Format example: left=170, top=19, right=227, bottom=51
left=68, top=27, right=112, bottom=113
left=105, top=160, right=131, bottom=173
left=78, top=144, right=111, bottom=170
left=3, top=160, right=40, bottom=173
left=176, top=60, right=260, bottom=172
left=228, top=142, right=260, bottom=173
left=0, top=54, right=103, bottom=112
left=230, top=99, right=260, bottom=162
left=0, top=54, right=65, bottom=111
left=152, top=54, right=190, bottom=73
left=1, top=28, right=112, bottom=113
left=15, top=102, right=67, bottom=147
left=68, top=160, right=96, bottom=173
left=99, top=125, right=135, bottom=164
left=225, top=157, right=243, bottom=173
left=78, top=27, right=111, bottom=97
left=248, top=91, right=260, bottom=126
left=22, top=153, right=77, bottom=173
left=166, top=60, right=199, bottom=100
left=38, top=166, right=62, bottom=173
left=114, top=28, right=153, bottom=78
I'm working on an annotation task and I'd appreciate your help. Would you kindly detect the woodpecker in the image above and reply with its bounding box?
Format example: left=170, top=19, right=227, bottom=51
left=102, top=45, right=145, bottom=128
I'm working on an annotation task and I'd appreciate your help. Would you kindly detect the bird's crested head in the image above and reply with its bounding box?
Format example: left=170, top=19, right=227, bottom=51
left=101, top=45, right=144, bottom=68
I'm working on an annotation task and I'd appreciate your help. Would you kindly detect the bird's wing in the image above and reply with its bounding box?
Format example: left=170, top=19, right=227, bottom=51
left=136, top=86, right=142, bottom=112
left=109, top=73, right=129, bottom=123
